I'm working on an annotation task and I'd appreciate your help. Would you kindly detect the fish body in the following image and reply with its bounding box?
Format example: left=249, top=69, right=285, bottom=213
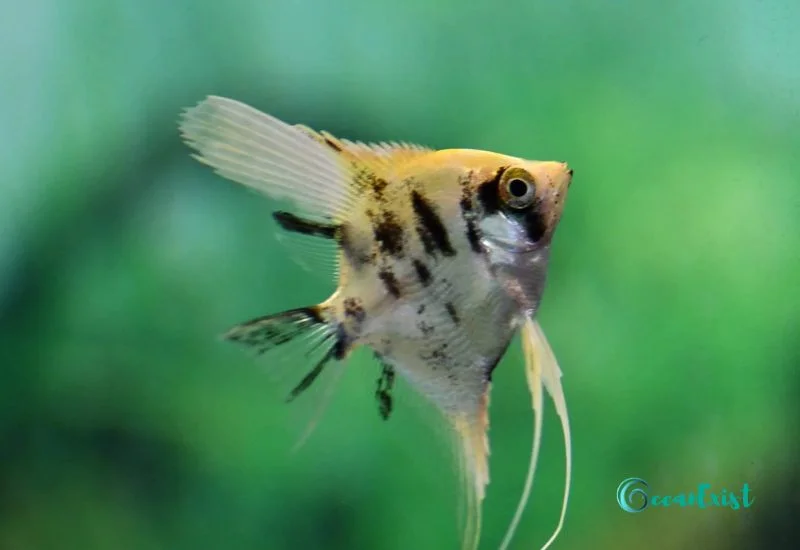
left=179, top=96, right=573, bottom=550
left=318, top=150, right=570, bottom=418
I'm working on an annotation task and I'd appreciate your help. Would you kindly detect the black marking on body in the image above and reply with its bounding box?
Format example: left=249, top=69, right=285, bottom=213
left=523, top=204, right=547, bottom=243
left=378, top=269, right=401, bottom=298
left=417, top=304, right=426, bottom=314
left=354, top=169, right=391, bottom=201
left=371, top=210, right=405, bottom=257
left=416, top=225, right=437, bottom=256
left=417, top=320, right=435, bottom=337
left=369, top=175, right=389, bottom=201
left=351, top=167, right=371, bottom=193
left=444, top=302, right=460, bottom=325
left=330, top=328, right=348, bottom=358
left=273, top=211, right=338, bottom=239
left=476, top=166, right=507, bottom=214
left=343, top=297, right=366, bottom=324
left=374, top=358, right=395, bottom=420
left=412, top=259, right=432, bottom=286
left=458, top=172, right=474, bottom=213
left=459, top=175, right=484, bottom=254
left=410, top=190, right=456, bottom=257
left=420, top=342, right=450, bottom=370
left=464, top=221, right=482, bottom=253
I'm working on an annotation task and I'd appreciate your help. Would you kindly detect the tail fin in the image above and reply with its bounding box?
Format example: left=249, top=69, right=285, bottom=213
left=224, top=306, right=345, bottom=402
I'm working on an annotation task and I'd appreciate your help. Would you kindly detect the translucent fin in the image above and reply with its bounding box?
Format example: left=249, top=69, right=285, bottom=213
left=179, top=96, right=355, bottom=222
left=499, top=321, right=544, bottom=550
left=274, top=228, right=339, bottom=281
left=289, top=360, right=347, bottom=453
left=292, top=123, right=432, bottom=171
left=500, top=319, right=571, bottom=550
left=223, top=305, right=344, bottom=403
left=271, top=211, right=340, bottom=282
left=336, top=137, right=433, bottom=171
left=452, top=387, right=491, bottom=550
left=532, top=320, right=571, bottom=550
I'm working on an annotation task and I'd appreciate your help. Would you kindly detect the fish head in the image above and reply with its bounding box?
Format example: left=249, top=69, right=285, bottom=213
left=476, top=159, right=572, bottom=251
left=475, top=158, right=573, bottom=313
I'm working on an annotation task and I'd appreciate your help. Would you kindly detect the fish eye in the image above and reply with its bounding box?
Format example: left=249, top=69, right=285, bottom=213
left=500, top=170, right=536, bottom=210
left=509, top=179, right=529, bottom=198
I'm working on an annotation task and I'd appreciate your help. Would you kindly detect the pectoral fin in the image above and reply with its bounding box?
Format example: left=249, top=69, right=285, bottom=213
left=499, top=319, right=571, bottom=550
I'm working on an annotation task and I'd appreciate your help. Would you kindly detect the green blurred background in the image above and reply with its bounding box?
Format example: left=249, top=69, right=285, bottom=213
left=1, top=0, right=798, bottom=548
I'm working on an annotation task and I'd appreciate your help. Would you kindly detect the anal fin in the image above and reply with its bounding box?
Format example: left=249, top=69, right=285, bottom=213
left=452, top=387, right=491, bottom=550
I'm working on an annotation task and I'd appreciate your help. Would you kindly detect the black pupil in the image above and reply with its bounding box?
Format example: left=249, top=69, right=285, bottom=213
left=508, top=179, right=529, bottom=198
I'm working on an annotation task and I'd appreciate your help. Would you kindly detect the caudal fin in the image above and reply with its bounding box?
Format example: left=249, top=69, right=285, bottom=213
left=224, top=305, right=345, bottom=402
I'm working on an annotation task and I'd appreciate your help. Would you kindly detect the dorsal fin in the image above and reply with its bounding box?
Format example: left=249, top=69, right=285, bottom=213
left=294, top=123, right=433, bottom=175
left=180, top=96, right=356, bottom=223
left=181, top=96, right=366, bottom=280
left=336, top=137, right=433, bottom=170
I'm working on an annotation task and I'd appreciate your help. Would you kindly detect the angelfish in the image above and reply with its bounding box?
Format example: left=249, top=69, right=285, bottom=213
left=179, top=96, right=574, bottom=550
